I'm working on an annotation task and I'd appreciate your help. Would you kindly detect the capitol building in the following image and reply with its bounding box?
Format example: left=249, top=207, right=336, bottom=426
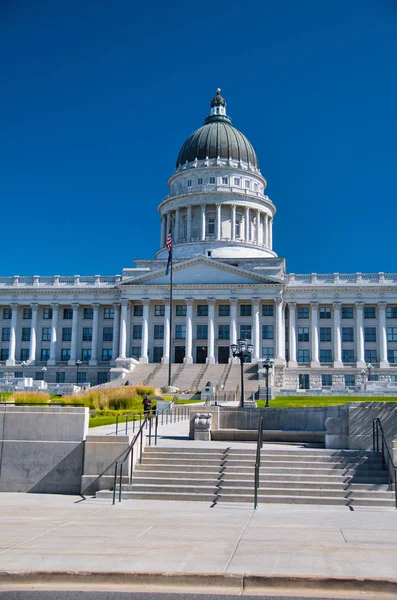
left=2, top=89, right=397, bottom=392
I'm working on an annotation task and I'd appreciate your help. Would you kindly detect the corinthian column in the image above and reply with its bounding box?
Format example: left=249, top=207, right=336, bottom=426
left=28, top=303, right=38, bottom=364
left=6, top=304, right=18, bottom=366
left=310, top=302, right=320, bottom=367
left=379, top=302, right=389, bottom=368
left=230, top=298, right=238, bottom=364
left=68, top=304, right=80, bottom=365
left=207, top=298, right=215, bottom=364
left=184, top=298, right=193, bottom=364
left=252, top=298, right=260, bottom=360
left=355, top=302, right=365, bottom=368
left=118, top=299, right=128, bottom=359
left=162, top=299, right=170, bottom=364
left=333, top=302, right=343, bottom=367
left=274, top=297, right=285, bottom=363
left=89, top=303, right=100, bottom=366
left=139, top=298, right=150, bottom=363
left=288, top=302, right=297, bottom=366
left=48, top=303, right=59, bottom=365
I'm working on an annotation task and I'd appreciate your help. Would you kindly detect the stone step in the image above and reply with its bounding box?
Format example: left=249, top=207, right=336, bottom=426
left=139, top=457, right=384, bottom=470
left=144, top=447, right=380, bottom=457
left=219, top=486, right=394, bottom=499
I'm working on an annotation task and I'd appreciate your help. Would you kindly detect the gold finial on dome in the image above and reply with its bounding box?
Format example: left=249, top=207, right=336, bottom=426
left=210, top=88, right=226, bottom=108
left=216, top=87, right=221, bottom=95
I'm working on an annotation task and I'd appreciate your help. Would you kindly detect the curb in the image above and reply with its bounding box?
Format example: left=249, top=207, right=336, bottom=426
left=0, top=571, right=397, bottom=595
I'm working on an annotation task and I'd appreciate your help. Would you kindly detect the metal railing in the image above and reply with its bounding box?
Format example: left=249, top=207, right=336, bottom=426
left=115, top=405, right=190, bottom=435
left=254, top=416, right=263, bottom=509
left=373, top=418, right=397, bottom=508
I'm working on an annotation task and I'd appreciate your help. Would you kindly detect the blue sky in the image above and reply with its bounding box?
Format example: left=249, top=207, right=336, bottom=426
left=1, top=0, right=396, bottom=276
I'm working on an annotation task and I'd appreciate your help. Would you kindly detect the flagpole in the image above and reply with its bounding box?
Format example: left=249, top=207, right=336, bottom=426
left=168, top=243, right=173, bottom=387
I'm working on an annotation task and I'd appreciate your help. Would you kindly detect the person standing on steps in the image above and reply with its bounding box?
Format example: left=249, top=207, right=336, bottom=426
left=143, top=394, right=151, bottom=416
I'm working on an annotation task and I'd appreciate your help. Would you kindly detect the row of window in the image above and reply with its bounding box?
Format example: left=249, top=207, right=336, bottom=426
left=0, top=307, right=115, bottom=320
left=297, top=327, right=379, bottom=342
left=1, top=327, right=114, bottom=343
left=174, top=177, right=261, bottom=192
left=0, top=348, right=113, bottom=362
left=293, top=349, right=397, bottom=363
left=3, top=371, right=109, bottom=384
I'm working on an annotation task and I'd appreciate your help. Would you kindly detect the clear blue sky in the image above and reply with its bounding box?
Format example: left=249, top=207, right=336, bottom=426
left=1, top=0, right=396, bottom=276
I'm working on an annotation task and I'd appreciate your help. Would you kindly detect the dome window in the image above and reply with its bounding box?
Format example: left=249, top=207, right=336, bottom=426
left=209, top=177, right=216, bottom=184
left=244, top=179, right=251, bottom=189
left=207, top=216, right=215, bottom=236
left=234, top=177, right=240, bottom=186
left=254, top=183, right=258, bottom=191
left=198, top=177, right=203, bottom=185
left=187, top=180, right=192, bottom=187
left=222, top=177, right=228, bottom=185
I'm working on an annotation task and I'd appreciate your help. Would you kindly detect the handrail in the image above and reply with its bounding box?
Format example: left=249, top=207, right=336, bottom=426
left=373, top=418, right=397, bottom=508
left=254, top=416, right=264, bottom=509
left=115, top=405, right=190, bottom=435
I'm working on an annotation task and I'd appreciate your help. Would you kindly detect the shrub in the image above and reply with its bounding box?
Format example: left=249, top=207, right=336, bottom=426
left=62, top=385, right=155, bottom=410
left=12, top=391, right=51, bottom=405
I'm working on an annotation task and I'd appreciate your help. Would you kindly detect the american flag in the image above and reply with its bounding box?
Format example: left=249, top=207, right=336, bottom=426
left=166, top=233, right=172, bottom=251
left=165, top=233, right=172, bottom=276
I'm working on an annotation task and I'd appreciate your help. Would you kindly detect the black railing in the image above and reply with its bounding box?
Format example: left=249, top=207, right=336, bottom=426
left=115, top=405, right=190, bottom=435
left=254, top=415, right=264, bottom=509
left=373, top=418, right=397, bottom=508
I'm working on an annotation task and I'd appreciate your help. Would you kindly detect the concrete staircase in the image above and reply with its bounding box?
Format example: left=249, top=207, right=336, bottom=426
left=223, top=364, right=259, bottom=396
left=96, top=446, right=396, bottom=507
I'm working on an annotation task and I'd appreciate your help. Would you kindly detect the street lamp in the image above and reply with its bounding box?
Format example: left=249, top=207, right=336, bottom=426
left=75, top=360, right=82, bottom=385
left=21, top=361, right=27, bottom=378
left=41, top=366, right=47, bottom=383
left=366, top=363, right=373, bottom=382
left=230, top=339, right=253, bottom=408
left=263, top=358, right=274, bottom=408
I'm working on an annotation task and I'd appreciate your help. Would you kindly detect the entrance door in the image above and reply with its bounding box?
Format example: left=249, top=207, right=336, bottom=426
left=218, top=346, right=229, bottom=364
left=196, top=346, right=208, bottom=364
left=174, top=346, right=185, bottom=363
left=299, top=374, right=310, bottom=389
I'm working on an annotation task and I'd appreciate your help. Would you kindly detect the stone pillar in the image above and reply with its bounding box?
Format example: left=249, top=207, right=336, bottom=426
left=139, top=299, right=150, bottom=363
left=333, top=302, right=343, bottom=367
left=174, top=208, right=180, bottom=244
left=216, top=204, right=221, bottom=240
left=160, top=214, right=165, bottom=248
left=275, top=297, right=285, bottom=363
left=118, top=299, right=128, bottom=359
left=89, top=303, right=100, bottom=366
left=184, top=298, right=193, bottom=364
left=201, top=205, right=206, bottom=241
left=162, top=299, right=170, bottom=364
left=288, top=302, right=297, bottom=366
left=68, top=303, right=80, bottom=365
left=355, top=302, right=365, bottom=368
left=245, top=207, right=250, bottom=242
left=269, top=217, right=273, bottom=248
left=379, top=302, right=389, bottom=368
left=48, top=303, right=59, bottom=365
left=207, top=298, right=215, bottom=364
left=187, top=206, right=192, bottom=242
left=111, top=303, right=120, bottom=365
left=252, top=297, right=260, bottom=360
left=28, top=303, right=38, bottom=364
left=264, top=214, right=268, bottom=246
left=310, top=302, right=320, bottom=367
left=230, top=298, right=238, bottom=364
left=256, top=210, right=261, bottom=245
left=166, top=212, right=171, bottom=236
left=6, top=304, right=18, bottom=366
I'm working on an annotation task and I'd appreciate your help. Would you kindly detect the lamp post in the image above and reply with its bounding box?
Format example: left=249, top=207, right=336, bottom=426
left=366, top=362, right=373, bottom=382
left=75, top=360, right=82, bottom=385
left=263, top=358, right=274, bottom=408
left=41, top=366, right=47, bottom=383
left=230, top=339, right=253, bottom=408
left=21, top=361, right=27, bottom=378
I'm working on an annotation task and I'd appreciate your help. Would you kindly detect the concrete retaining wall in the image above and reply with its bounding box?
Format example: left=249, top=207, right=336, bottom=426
left=81, top=435, right=135, bottom=495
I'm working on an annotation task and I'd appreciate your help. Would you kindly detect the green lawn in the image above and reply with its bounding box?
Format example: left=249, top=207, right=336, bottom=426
left=257, top=396, right=397, bottom=408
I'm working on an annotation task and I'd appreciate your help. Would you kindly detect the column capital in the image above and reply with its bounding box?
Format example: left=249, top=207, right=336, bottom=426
left=288, top=302, right=296, bottom=310
left=163, top=298, right=170, bottom=306
left=142, top=298, right=150, bottom=307
left=30, top=303, right=38, bottom=310
left=333, top=302, right=341, bottom=310
left=355, top=301, right=364, bottom=309
left=113, top=302, right=121, bottom=309
left=10, top=302, right=19, bottom=308
left=92, top=302, right=100, bottom=310
left=120, top=298, right=129, bottom=307
left=378, top=301, right=387, bottom=310
left=252, top=297, right=260, bottom=306
left=274, top=297, right=283, bottom=307
left=207, top=298, right=216, bottom=306
left=310, top=302, right=319, bottom=310
left=230, top=297, right=238, bottom=306
left=71, top=303, right=80, bottom=309
left=51, top=303, right=59, bottom=310
left=185, top=298, right=194, bottom=306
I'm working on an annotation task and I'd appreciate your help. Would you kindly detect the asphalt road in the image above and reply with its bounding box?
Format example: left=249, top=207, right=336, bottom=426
left=0, top=593, right=378, bottom=600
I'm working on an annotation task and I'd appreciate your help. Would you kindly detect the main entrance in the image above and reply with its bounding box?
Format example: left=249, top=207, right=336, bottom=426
left=174, top=346, right=185, bottom=363
left=218, top=346, right=230, bottom=364
left=196, top=346, right=208, bottom=363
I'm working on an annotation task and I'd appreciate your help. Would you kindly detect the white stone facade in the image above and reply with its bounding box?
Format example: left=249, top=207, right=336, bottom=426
left=1, top=91, right=397, bottom=389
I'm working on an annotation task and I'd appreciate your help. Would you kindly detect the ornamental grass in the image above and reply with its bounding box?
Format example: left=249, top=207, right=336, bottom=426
left=63, top=385, right=155, bottom=410
left=12, top=391, right=52, bottom=405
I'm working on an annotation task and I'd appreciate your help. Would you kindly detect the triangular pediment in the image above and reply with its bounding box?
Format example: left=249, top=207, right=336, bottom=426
left=120, top=257, right=283, bottom=286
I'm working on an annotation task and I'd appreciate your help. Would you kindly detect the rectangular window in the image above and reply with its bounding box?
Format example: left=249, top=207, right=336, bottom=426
left=42, top=308, right=52, bottom=320
left=261, top=347, right=274, bottom=359
left=175, top=305, right=187, bottom=317
left=61, top=348, right=71, bottom=361
left=83, top=307, right=93, bottom=319
left=254, top=183, right=258, bottom=191
left=209, top=177, right=215, bottom=184
left=387, top=306, right=397, bottom=319
left=42, top=327, right=51, bottom=342
left=244, top=179, right=250, bottom=188
left=175, top=325, right=186, bottom=339
left=77, top=371, right=87, bottom=384
left=364, top=306, right=376, bottom=319
left=154, top=324, right=164, bottom=339
left=197, top=177, right=203, bottom=185
left=153, top=347, right=163, bottom=363
left=82, top=327, right=92, bottom=342
left=388, top=350, right=397, bottom=364
left=154, top=304, right=165, bottom=317
left=320, top=327, right=331, bottom=342
left=365, top=349, right=377, bottom=363
left=297, top=306, right=309, bottom=319
left=131, top=346, right=140, bottom=359
left=187, top=179, right=192, bottom=187
left=298, top=327, right=309, bottom=342
left=63, top=308, right=73, bottom=319
left=387, top=327, right=397, bottom=341
left=262, top=325, right=274, bottom=340
left=133, top=325, right=142, bottom=339
left=240, top=325, right=252, bottom=339
left=342, top=306, right=353, bottom=319
left=103, top=327, right=113, bottom=341
left=319, top=307, right=331, bottom=319
left=218, top=304, right=230, bottom=317
left=218, top=325, right=230, bottom=339
left=1, top=328, right=10, bottom=342
left=56, top=372, right=66, bottom=383
left=197, top=304, right=208, bottom=317
left=20, top=348, right=29, bottom=361
left=97, top=372, right=108, bottom=384
left=104, top=307, right=114, bottom=319
left=262, top=304, right=273, bottom=317
left=3, top=308, right=11, bottom=320
left=102, top=349, right=113, bottom=361
left=344, top=374, right=356, bottom=388
left=240, top=304, right=251, bottom=317
left=133, top=305, right=143, bottom=317
left=40, top=348, right=50, bottom=361
left=222, top=176, right=228, bottom=185
left=320, top=349, right=332, bottom=362
left=35, top=371, right=44, bottom=381
left=0, top=349, right=9, bottom=361
left=208, top=218, right=215, bottom=234
left=23, top=308, right=32, bottom=319
left=21, top=327, right=31, bottom=342
left=81, top=349, right=91, bottom=362
left=234, top=177, right=240, bottom=186
left=364, top=327, right=376, bottom=342
left=297, top=349, right=310, bottom=363
left=342, top=349, right=355, bottom=363
left=197, top=324, right=208, bottom=339
left=342, top=327, right=354, bottom=342
left=322, top=374, right=332, bottom=387
left=62, top=327, right=72, bottom=342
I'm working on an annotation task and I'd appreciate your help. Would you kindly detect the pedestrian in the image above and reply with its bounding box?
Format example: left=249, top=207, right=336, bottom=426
left=143, top=394, right=151, bottom=416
